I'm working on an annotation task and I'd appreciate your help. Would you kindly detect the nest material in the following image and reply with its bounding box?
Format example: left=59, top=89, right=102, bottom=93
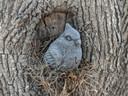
left=23, top=60, right=99, bottom=96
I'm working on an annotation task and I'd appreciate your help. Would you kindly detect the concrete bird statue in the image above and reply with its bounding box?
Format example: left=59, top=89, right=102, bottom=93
left=43, top=23, right=82, bottom=71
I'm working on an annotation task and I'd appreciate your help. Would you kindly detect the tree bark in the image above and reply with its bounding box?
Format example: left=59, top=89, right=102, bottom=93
left=0, top=0, right=128, bottom=96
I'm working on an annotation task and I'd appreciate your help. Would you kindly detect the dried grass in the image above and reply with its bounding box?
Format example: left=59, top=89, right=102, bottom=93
left=23, top=59, right=100, bottom=96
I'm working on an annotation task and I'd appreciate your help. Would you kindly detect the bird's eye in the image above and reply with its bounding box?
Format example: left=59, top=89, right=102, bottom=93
left=66, top=36, right=72, bottom=41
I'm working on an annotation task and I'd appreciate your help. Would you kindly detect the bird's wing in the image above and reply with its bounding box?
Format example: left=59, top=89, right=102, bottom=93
left=43, top=44, right=62, bottom=67
left=49, top=45, right=62, bottom=65
left=43, top=49, right=55, bottom=66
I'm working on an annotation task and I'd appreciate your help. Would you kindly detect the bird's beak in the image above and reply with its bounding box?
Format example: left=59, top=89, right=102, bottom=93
left=75, top=40, right=81, bottom=46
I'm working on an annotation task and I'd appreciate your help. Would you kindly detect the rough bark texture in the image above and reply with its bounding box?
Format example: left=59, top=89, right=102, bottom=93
left=0, top=0, right=128, bottom=96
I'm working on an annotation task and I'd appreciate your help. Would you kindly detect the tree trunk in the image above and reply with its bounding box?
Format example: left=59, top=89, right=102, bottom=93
left=0, top=0, right=128, bottom=96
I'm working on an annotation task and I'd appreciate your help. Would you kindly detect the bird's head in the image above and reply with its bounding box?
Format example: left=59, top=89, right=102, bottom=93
left=60, top=23, right=81, bottom=47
